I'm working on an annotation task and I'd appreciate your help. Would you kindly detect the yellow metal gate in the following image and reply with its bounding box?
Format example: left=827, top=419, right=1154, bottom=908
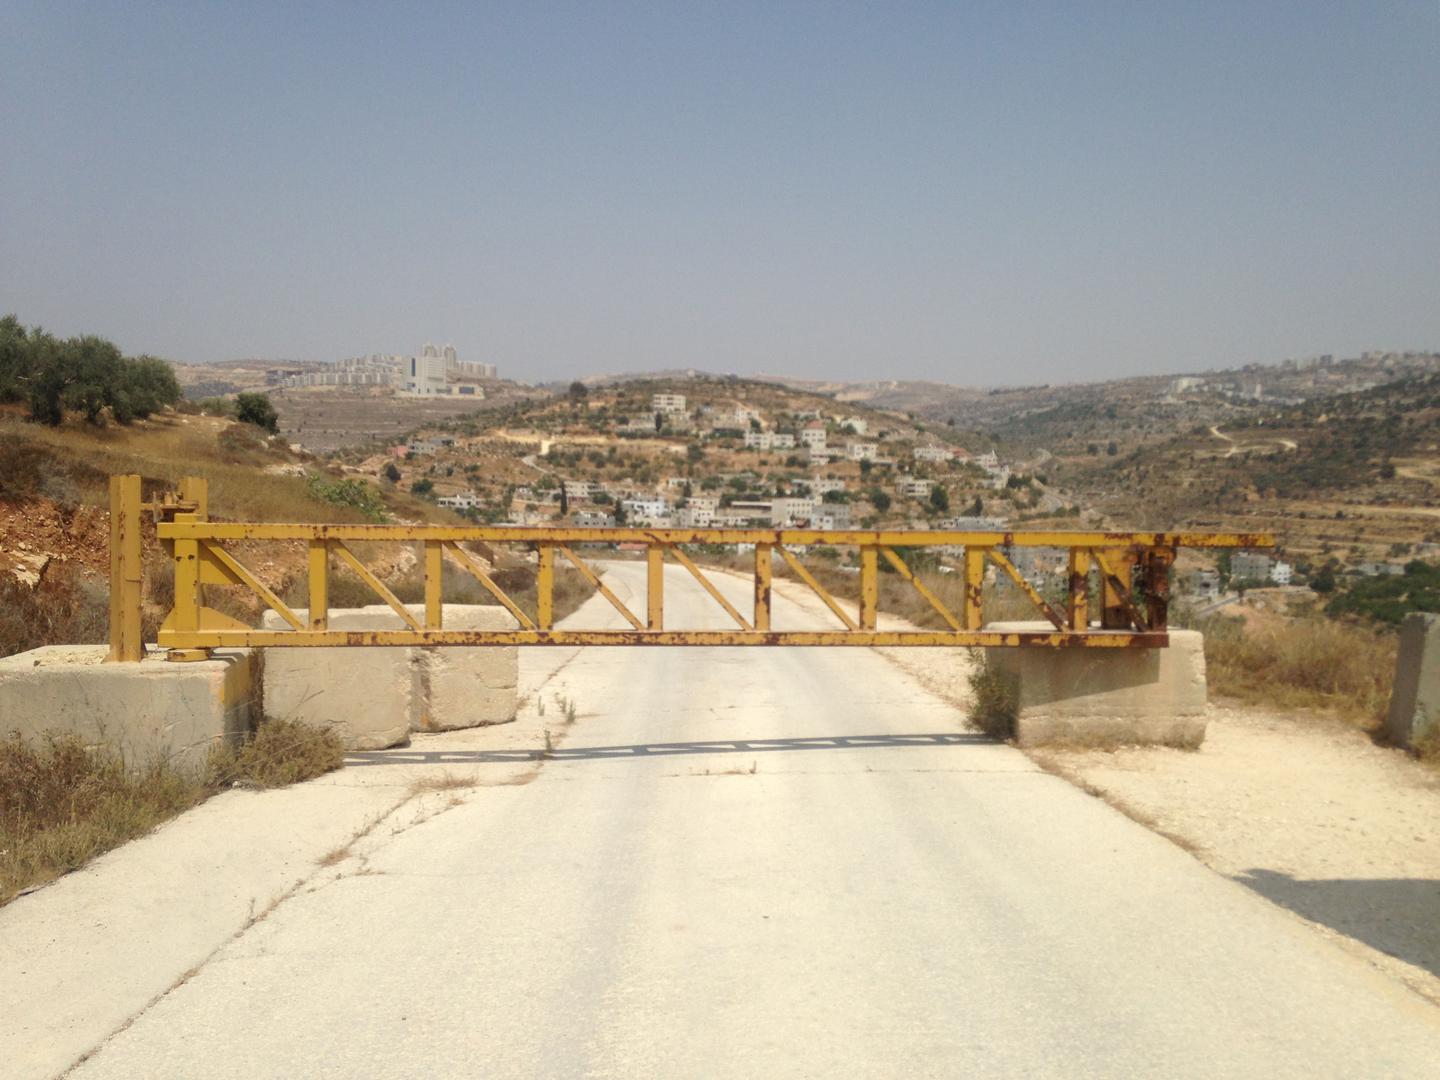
left=105, top=475, right=1271, bottom=662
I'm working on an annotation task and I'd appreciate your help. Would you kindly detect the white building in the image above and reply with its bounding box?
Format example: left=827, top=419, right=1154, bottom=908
left=1270, top=560, right=1293, bottom=586
left=652, top=393, right=687, bottom=414
left=798, top=477, right=846, bottom=496
left=840, top=416, right=869, bottom=435
left=621, top=497, right=670, bottom=523
left=913, top=444, right=953, bottom=463
left=940, top=515, right=1007, bottom=530
left=847, top=442, right=879, bottom=462
left=771, top=496, right=819, bottom=524
left=799, top=422, right=828, bottom=448
left=975, top=450, right=1000, bottom=470
left=562, top=479, right=604, bottom=500
left=572, top=509, right=616, bottom=527
left=743, top=430, right=774, bottom=450
left=675, top=505, right=714, bottom=528
left=896, top=478, right=933, bottom=499
left=403, top=353, right=448, bottom=396
left=436, top=492, right=483, bottom=510
left=807, top=445, right=838, bottom=465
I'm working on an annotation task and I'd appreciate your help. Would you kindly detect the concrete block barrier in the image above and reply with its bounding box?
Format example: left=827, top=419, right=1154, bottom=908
left=983, top=621, right=1208, bottom=748
left=0, top=645, right=257, bottom=773
left=1385, top=612, right=1440, bottom=751
left=260, top=605, right=518, bottom=747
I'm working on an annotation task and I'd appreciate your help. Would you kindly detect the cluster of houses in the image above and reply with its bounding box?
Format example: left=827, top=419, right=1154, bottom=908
left=620, top=394, right=1021, bottom=485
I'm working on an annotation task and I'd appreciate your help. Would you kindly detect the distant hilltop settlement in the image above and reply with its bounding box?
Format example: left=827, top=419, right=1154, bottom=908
left=271, top=343, right=496, bottom=397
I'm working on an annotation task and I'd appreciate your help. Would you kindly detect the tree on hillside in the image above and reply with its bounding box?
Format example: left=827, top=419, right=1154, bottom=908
left=869, top=489, right=892, bottom=512
left=929, top=486, right=950, bottom=513
left=235, top=392, right=279, bottom=434
left=3, top=317, right=181, bottom=426
left=115, top=356, right=181, bottom=421
left=568, top=381, right=588, bottom=401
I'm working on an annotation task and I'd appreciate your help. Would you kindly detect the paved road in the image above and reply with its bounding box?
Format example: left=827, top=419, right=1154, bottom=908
left=73, top=562, right=1440, bottom=1078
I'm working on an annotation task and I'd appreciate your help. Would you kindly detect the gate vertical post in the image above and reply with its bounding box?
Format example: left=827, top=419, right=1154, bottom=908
left=537, top=544, right=554, bottom=630
left=647, top=545, right=665, bottom=630
left=1144, top=547, right=1173, bottom=632
left=963, top=547, right=985, bottom=630
left=167, top=511, right=210, bottom=662
left=1067, top=548, right=1091, bottom=631
left=107, top=474, right=144, bottom=662
left=424, top=540, right=444, bottom=630
left=1100, top=547, right=1136, bottom=630
left=859, top=545, right=878, bottom=630
left=308, top=539, right=329, bottom=630
left=753, top=543, right=772, bottom=632
left=179, top=475, right=208, bottom=521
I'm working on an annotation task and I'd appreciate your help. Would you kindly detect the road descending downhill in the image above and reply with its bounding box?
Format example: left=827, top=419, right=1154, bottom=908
left=72, top=562, right=1440, bottom=1078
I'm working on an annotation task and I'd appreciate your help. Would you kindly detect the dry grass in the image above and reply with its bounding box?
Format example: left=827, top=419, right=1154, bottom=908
left=0, top=733, right=201, bottom=905
left=408, top=771, right=475, bottom=795
left=0, top=718, right=344, bottom=905
left=0, top=568, right=114, bottom=659
left=1190, top=611, right=1398, bottom=726
left=204, top=717, right=345, bottom=790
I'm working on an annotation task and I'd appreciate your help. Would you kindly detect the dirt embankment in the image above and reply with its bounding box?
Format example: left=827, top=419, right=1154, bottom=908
left=0, top=499, right=110, bottom=588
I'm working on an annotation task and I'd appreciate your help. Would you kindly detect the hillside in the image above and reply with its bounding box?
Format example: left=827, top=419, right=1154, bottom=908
left=333, top=373, right=1082, bottom=535
left=0, top=404, right=463, bottom=659
left=1049, top=373, right=1440, bottom=568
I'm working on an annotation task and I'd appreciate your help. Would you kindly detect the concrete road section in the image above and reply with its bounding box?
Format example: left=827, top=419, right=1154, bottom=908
left=33, top=562, right=1440, bottom=1076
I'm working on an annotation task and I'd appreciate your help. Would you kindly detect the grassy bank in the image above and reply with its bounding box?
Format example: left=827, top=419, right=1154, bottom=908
left=1187, top=611, right=1397, bottom=727
left=0, top=719, right=344, bottom=906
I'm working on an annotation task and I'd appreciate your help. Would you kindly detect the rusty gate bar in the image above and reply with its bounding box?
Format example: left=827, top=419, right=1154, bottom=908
left=106, top=475, right=1273, bottom=661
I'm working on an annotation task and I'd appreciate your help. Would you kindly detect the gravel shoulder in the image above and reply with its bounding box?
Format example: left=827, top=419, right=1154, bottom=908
left=1029, top=704, right=1440, bottom=1006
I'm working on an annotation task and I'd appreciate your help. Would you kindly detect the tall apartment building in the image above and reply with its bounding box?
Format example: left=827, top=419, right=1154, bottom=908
left=404, top=353, right=448, bottom=395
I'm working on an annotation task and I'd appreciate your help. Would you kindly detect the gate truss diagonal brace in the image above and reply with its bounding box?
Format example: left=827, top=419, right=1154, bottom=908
left=557, top=545, right=646, bottom=630
left=1091, top=548, right=1150, bottom=633
left=665, top=544, right=753, bottom=631
left=332, top=540, right=424, bottom=631
left=443, top=541, right=536, bottom=630
left=775, top=544, right=857, bottom=631
left=987, top=549, right=1066, bottom=631
left=879, top=546, right=962, bottom=631
left=202, top=541, right=306, bottom=630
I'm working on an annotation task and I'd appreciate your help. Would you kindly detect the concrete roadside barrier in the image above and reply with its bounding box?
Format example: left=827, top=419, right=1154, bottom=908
left=1386, top=612, right=1439, bottom=751
left=259, top=604, right=519, bottom=749
left=0, top=645, right=257, bottom=773
left=982, top=620, right=1208, bottom=748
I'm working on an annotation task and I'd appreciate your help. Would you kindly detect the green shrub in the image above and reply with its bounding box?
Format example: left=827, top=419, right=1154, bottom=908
left=305, top=474, right=388, bottom=522
left=966, top=650, right=1018, bottom=739
left=235, top=392, right=279, bottom=433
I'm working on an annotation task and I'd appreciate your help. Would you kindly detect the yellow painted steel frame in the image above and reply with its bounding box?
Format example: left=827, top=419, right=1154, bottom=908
left=107, top=474, right=1273, bottom=660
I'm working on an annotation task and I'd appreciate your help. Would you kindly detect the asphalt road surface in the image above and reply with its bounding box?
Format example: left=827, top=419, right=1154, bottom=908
left=72, top=561, right=1440, bottom=1078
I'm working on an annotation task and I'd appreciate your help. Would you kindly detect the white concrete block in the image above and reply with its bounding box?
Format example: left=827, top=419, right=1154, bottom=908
left=983, top=621, right=1208, bottom=748
left=260, top=607, right=413, bottom=750
left=259, top=605, right=518, bottom=747
left=1386, top=612, right=1440, bottom=750
left=414, top=606, right=518, bottom=732
left=0, top=645, right=256, bottom=773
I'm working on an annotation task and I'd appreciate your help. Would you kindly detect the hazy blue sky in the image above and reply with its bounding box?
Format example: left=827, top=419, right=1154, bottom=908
left=3, top=2, right=1437, bottom=384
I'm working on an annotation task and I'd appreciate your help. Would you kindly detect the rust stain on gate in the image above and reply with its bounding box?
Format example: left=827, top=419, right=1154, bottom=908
left=104, top=475, right=1271, bottom=663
